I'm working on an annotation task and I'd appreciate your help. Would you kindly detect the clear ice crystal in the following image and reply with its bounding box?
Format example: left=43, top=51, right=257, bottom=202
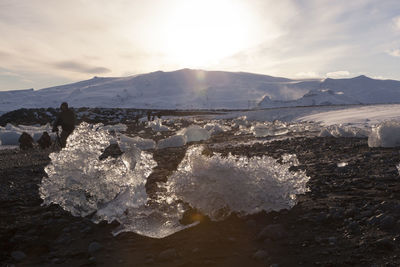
left=40, top=123, right=310, bottom=238
left=160, top=146, right=310, bottom=221
left=40, top=122, right=156, bottom=218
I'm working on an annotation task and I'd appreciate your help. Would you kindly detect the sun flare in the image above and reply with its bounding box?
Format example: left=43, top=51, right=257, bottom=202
left=161, top=0, right=256, bottom=67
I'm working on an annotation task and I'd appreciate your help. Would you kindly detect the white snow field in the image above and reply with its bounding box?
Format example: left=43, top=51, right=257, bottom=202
left=296, top=104, right=400, bottom=126
left=1, top=69, right=400, bottom=112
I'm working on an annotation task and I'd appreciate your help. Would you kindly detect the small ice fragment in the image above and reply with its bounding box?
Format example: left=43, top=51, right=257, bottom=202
left=337, top=162, right=348, bottom=168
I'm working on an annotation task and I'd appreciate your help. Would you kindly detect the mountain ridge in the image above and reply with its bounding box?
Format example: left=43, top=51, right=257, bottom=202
left=1, top=69, right=399, bottom=112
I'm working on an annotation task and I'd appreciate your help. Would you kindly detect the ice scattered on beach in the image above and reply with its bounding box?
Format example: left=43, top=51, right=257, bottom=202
left=234, top=119, right=320, bottom=138
left=337, top=162, right=348, bottom=168
left=157, top=135, right=187, bottom=149
left=177, top=125, right=211, bottom=142
left=98, top=123, right=127, bottom=132
left=368, top=121, right=400, bottom=147
left=147, top=119, right=171, bottom=132
left=204, top=122, right=231, bottom=135
left=281, top=153, right=300, bottom=166
left=251, top=122, right=289, bottom=137
left=319, top=124, right=370, bottom=138
left=39, top=123, right=310, bottom=238
left=119, top=134, right=156, bottom=150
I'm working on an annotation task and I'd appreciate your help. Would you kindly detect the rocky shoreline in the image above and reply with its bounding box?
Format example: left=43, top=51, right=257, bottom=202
left=1, top=125, right=400, bottom=266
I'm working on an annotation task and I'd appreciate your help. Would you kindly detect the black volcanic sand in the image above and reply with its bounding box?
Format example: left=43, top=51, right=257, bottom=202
left=1, top=129, right=400, bottom=266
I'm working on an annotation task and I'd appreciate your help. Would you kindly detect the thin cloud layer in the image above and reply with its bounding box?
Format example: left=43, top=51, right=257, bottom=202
left=393, top=16, right=400, bottom=30
left=53, top=61, right=111, bottom=74
left=0, top=0, right=399, bottom=90
left=326, top=71, right=351, bottom=79
left=387, top=49, right=400, bottom=58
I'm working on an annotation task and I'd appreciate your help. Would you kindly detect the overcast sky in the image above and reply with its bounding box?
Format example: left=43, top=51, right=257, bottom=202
left=0, top=0, right=399, bottom=91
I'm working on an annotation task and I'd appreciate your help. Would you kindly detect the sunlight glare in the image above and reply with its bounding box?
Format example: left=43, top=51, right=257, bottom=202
left=161, top=0, right=256, bottom=67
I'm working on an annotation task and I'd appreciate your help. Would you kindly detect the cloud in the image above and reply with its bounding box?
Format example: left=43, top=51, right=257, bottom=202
left=326, top=71, right=351, bottom=78
left=2, top=0, right=400, bottom=90
left=0, top=50, right=12, bottom=60
left=393, top=16, right=400, bottom=30
left=53, top=61, right=111, bottom=74
left=0, top=70, right=22, bottom=78
left=295, top=72, right=320, bottom=78
left=387, top=49, right=400, bottom=57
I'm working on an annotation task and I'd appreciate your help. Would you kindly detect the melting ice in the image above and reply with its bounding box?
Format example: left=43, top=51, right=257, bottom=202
left=40, top=122, right=310, bottom=238
left=161, top=146, right=310, bottom=221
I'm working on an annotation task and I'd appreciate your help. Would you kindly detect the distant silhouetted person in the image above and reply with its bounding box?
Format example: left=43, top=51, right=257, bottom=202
left=147, top=111, right=152, bottom=121
left=52, top=102, right=76, bottom=148
left=133, top=114, right=140, bottom=126
left=37, top=131, right=51, bottom=149
left=18, top=132, right=34, bottom=150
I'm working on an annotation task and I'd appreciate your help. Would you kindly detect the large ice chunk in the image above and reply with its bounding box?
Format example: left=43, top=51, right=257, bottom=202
left=177, top=125, right=211, bottom=142
left=147, top=119, right=170, bottom=132
left=40, top=122, right=156, bottom=216
left=119, top=134, right=156, bottom=150
left=251, top=121, right=289, bottom=137
left=368, top=121, right=400, bottom=147
left=99, top=123, right=128, bottom=132
left=39, top=123, right=190, bottom=238
left=161, top=146, right=310, bottom=220
left=319, top=124, right=369, bottom=138
left=232, top=116, right=250, bottom=127
left=204, top=122, right=231, bottom=135
left=157, top=135, right=187, bottom=149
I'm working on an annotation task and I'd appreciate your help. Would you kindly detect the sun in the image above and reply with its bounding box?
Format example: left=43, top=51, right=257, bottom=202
left=160, top=0, right=256, bottom=67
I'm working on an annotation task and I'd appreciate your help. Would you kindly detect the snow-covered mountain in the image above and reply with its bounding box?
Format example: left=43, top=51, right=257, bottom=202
left=1, top=69, right=400, bottom=113
left=0, top=69, right=317, bottom=112
left=258, top=75, right=400, bottom=108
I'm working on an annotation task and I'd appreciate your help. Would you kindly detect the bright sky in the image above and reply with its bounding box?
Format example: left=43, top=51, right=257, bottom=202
left=0, top=0, right=399, bottom=91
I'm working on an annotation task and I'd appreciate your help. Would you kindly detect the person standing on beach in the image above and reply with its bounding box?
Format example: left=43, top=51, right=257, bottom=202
left=18, top=132, right=34, bottom=150
left=52, top=102, right=76, bottom=148
left=37, top=131, right=52, bottom=149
